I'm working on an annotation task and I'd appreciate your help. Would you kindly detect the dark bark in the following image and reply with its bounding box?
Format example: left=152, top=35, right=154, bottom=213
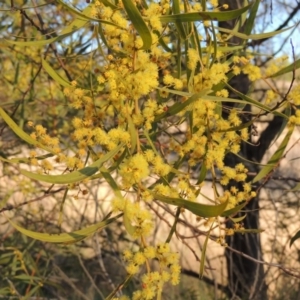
left=217, top=1, right=282, bottom=299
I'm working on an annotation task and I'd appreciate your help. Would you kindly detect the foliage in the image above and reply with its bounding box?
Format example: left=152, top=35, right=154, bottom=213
left=0, top=0, right=300, bottom=298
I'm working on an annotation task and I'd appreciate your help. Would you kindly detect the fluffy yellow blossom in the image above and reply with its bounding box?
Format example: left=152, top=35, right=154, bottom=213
left=187, top=48, right=199, bottom=70
left=126, top=262, right=139, bottom=275
left=144, top=246, right=156, bottom=259
left=41, top=160, right=53, bottom=171
left=242, top=63, right=261, bottom=81
left=120, top=154, right=149, bottom=187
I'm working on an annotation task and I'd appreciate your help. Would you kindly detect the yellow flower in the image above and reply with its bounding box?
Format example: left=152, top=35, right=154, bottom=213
left=120, top=153, right=149, bottom=187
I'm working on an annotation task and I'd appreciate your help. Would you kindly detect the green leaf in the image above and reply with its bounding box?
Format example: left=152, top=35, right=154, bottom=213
left=7, top=213, right=122, bottom=243
left=252, top=125, right=294, bottom=183
left=271, top=104, right=292, bottom=146
left=100, top=166, right=122, bottom=198
left=290, top=230, right=300, bottom=247
left=165, top=208, right=181, bottom=243
left=42, top=59, right=72, bottom=87
left=216, top=25, right=294, bottom=41
left=268, top=57, right=300, bottom=78
left=123, top=201, right=136, bottom=236
left=160, top=4, right=253, bottom=23
left=243, top=0, right=260, bottom=36
left=20, top=144, right=124, bottom=184
left=13, top=275, right=41, bottom=282
left=172, top=0, right=186, bottom=39
left=221, top=202, right=247, bottom=217
left=127, top=115, right=137, bottom=155
left=0, top=107, right=54, bottom=153
left=229, top=214, right=247, bottom=223
left=5, top=34, right=60, bottom=47
left=197, top=164, right=207, bottom=184
left=122, top=0, right=152, bottom=50
left=154, top=194, right=228, bottom=218
left=199, top=223, right=213, bottom=279
left=154, top=89, right=210, bottom=122
left=220, top=83, right=289, bottom=119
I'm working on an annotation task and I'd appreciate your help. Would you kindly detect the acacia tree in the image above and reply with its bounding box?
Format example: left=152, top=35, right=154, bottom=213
left=0, top=0, right=300, bottom=299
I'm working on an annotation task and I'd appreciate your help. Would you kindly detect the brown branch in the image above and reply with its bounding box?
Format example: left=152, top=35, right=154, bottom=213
left=0, top=188, right=65, bottom=213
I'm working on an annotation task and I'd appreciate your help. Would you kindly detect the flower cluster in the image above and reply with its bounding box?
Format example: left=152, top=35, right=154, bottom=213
left=13, top=0, right=281, bottom=296
left=113, top=243, right=181, bottom=300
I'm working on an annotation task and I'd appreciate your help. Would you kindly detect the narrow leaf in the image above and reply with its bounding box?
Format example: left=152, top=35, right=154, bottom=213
left=165, top=207, right=181, bottom=243
left=127, top=115, right=137, bottom=154
left=268, top=57, right=300, bottom=78
left=216, top=25, right=294, bottom=41
left=42, top=59, right=72, bottom=87
left=124, top=201, right=136, bottom=236
left=221, top=202, right=247, bottom=217
left=252, top=126, right=294, bottom=183
left=7, top=213, right=122, bottom=243
left=122, top=0, right=152, bottom=50
left=20, top=144, right=123, bottom=184
left=154, top=89, right=210, bottom=122
left=243, top=0, right=260, bottom=36
left=199, top=223, right=213, bottom=279
left=229, top=214, right=247, bottom=223
left=160, top=4, right=253, bottom=23
left=197, top=164, right=207, bottom=184
left=172, top=0, right=186, bottom=39
left=0, top=107, right=54, bottom=153
left=154, top=194, right=228, bottom=218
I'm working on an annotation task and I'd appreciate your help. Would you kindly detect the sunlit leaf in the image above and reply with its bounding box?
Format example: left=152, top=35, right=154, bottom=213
left=165, top=208, right=181, bottom=243
left=199, top=223, right=213, bottom=279
left=100, top=166, right=122, bottom=198
left=204, top=94, right=288, bottom=119
left=42, top=59, right=72, bottom=87
left=172, top=0, right=186, bottom=39
left=222, top=202, right=247, bottom=217
left=7, top=213, right=122, bottom=243
left=268, top=57, right=300, bottom=78
left=0, top=107, right=54, bottom=153
left=154, top=194, right=228, bottom=218
left=124, top=201, right=136, bottom=236
left=252, top=125, right=294, bottom=183
left=122, top=0, right=152, bottom=50
left=160, top=4, right=253, bottom=23
left=216, top=25, right=294, bottom=41
left=154, top=89, right=210, bottom=122
left=20, top=144, right=124, bottom=184
left=229, top=214, right=247, bottom=223
left=127, top=116, right=137, bottom=155
left=243, top=0, right=260, bottom=36
left=197, top=164, right=207, bottom=184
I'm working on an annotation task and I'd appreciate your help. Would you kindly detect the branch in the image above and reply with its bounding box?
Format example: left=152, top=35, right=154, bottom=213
left=251, top=2, right=300, bottom=47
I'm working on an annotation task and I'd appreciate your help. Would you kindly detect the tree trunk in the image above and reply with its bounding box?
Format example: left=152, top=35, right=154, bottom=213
left=218, top=1, right=272, bottom=299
